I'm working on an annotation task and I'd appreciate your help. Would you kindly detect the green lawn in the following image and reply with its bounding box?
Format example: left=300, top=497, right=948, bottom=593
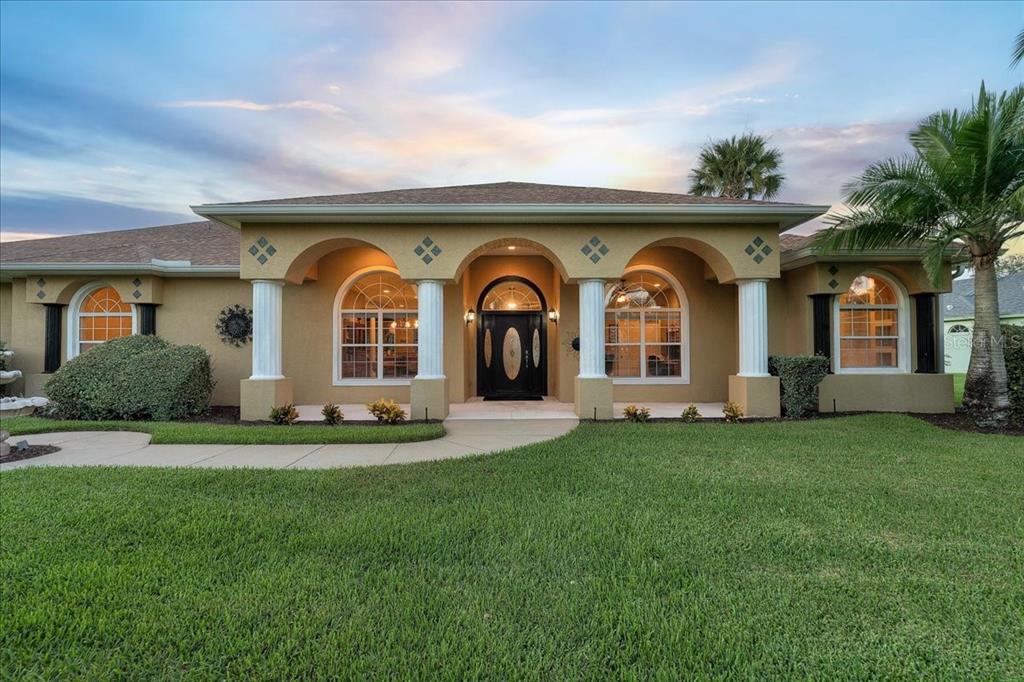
left=953, top=372, right=966, bottom=405
left=2, top=415, right=1021, bottom=678
left=0, top=416, right=444, bottom=444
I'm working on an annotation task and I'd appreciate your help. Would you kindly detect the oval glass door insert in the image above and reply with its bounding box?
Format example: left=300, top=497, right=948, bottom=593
left=503, top=327, right=521, bottom=380
left=483, top=328, right=493, bottom=368
left=532, top=328, right=541, bottom=368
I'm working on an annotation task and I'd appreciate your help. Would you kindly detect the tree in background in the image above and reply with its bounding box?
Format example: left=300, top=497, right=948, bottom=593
left=1012, top=28, right=1024, bottom=66
left=688, top=134, right=785, bottom=201
left=816, top=83, right=1024, bottom=427
left=996, top=254, right=1024, bottom=276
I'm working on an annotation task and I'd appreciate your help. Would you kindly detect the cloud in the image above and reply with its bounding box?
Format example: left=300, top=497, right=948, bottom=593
left=163, top=99, right=344, bottom=114
left=0, top=192, right=194, bottom=238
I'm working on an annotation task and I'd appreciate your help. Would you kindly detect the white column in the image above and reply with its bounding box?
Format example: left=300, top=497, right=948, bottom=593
left=250, top=279, right=284, bottom=379
left=416, top=280, right=444, bottom=379
left=737, top=278, right=769, bottom=377
left=578, top=279, right=606, bottom=378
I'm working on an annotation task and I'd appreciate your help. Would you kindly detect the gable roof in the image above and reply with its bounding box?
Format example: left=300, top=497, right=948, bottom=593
left=943, top=271, right=1024, bottom=320
left=227, top=181, right=812, bottom=207
left=0, top=220, right=237, bottom=266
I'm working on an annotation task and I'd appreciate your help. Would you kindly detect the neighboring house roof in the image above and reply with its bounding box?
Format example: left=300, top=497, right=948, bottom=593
left=228, top=181, right=811, bottom=207
left=943, top=271, right=1024, bottom=320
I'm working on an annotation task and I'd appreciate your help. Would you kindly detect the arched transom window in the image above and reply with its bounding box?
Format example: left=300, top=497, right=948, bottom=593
left=481, top=280, right=542, bottom=311
left=336, top=270, right=418, bottom=382
left=835, top=274, right=907, bottom=371
left=71, top=284, right=135, bottom=357
left=604, top=271, right=687, bottom=381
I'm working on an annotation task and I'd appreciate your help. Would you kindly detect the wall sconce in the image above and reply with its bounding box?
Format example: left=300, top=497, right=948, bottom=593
left=465, top=308, right=476, bottom=325
left=547, top=308, right=559, bottom=323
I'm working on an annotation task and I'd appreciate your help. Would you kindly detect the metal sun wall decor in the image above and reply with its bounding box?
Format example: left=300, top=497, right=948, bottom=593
left=216, top=305, right=253, bottom=347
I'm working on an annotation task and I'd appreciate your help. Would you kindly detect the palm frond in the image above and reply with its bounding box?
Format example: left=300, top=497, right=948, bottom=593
left=1012, top=28, right=1024, bottom=66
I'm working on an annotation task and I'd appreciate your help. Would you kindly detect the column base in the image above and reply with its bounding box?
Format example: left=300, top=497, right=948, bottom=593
left=240, top=377, right=293, bottom=422
left=22, top=373, right=49, bottom=397
left=728, top=375, right=780, bottom=418
left=575, top=376, right=613, bottom=420
left=410, top=376, right=448, bottom=421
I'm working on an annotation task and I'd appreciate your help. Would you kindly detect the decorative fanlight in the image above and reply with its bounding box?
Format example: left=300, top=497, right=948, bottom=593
left=216, top=304, right=253, bottom=347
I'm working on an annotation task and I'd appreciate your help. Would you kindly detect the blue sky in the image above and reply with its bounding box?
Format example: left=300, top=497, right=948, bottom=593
left=1, top=0, right=1021, bottom=240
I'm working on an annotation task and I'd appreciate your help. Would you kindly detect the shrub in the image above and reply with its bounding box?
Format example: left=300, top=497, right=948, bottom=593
left=622, top=404, right=651, bottom=423
left=722, top=401, right=744, bottom=423
left=680, top=404, right=701, bottom=423
left=1003, top=324, right=1023, bottom=426
left=269, top=404, right=299, bottom=425
left=46, top=335, right=213, bottom=421
left=321, top=402, right=344, bottom=425
left=768, top=355, right=830, bottom=418
left=367, top=398, right=407, bottom=424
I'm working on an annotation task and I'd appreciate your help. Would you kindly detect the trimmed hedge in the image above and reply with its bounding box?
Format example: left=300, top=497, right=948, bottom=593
left=1004, top=324, right=1023, bottom=426
left=46, top=335, right=214, bottom=421
left=768, top=355, right=830, bottom=418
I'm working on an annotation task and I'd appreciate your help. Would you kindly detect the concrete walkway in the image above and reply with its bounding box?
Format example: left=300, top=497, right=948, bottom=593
left=0, top=418, right=578, bottom=471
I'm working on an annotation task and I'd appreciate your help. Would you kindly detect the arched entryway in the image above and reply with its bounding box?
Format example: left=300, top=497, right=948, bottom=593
left=476, top=276, right=547, bottom=399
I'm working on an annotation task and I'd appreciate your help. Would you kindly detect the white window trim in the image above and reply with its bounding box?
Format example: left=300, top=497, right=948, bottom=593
left=832, top=269, right=911, bottom=374
left=332, top=265, right=416, bottom=386
left=605, top=265, right=690, bottom=385
left=66, top=281, right=138, bottom=360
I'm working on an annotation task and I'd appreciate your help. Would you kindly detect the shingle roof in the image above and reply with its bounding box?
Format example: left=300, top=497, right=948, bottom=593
left=0, top=221, right=238, bottom=266
left=943, top=272, right=1024, bottom=319
left=227, top=181, right=812, bottom=207
left=779, top=232, right=816, bottom=253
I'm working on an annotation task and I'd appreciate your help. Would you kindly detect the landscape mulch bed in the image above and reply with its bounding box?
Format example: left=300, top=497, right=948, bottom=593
left=915, top=410, right=1023, bottom=436
left=1, top=444, right=61, bottom=464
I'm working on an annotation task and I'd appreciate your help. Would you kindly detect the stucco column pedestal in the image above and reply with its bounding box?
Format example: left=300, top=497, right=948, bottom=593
left=575, top=376, right=614, bottom=420
left=410, top=280, right=448, bottom=421
left=241, top=378, right=293, bottom=422
left=410, top=376, right=448, bottom=421
left=728, top=375, right=780, bottom=417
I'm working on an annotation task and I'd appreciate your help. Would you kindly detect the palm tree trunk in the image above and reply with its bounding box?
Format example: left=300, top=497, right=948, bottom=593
left=963, top=257, right=1010, bottom=426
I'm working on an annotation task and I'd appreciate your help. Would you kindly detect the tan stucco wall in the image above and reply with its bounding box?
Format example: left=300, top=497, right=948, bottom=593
left=238, top=221, right=783, bottom=285
left=0, top=282, right=12, bottom=347
left=818, top=374, right=954, bottom=413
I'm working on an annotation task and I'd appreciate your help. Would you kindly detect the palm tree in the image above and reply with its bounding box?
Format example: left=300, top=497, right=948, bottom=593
left=816, top=83, right=1024, bottom=427
left=1013, top=28, right=1024, bottom=66
left=688, top=134, right=785, bottom=200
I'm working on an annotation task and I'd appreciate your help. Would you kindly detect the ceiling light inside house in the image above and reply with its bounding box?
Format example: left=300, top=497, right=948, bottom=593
left=507, top=245, right=516, bottom=251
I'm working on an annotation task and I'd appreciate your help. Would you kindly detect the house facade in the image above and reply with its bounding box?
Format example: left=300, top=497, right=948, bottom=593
left=943, top=271, right=1024, bottom=373
left=0, top=182, right=955, bottom=419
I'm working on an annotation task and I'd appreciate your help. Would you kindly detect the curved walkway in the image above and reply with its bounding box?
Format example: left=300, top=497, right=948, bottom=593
left=0, top=418, right=578, bottom=471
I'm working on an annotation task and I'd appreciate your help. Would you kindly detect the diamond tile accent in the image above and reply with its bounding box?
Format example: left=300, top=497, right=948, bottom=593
left=36, top=290, right=46, bottom=299
left=249, top=238, right=276, bottom=265
left=415, top=237, right=441, bottom=264
left=828, top=265, right=839, bottom=276
left=36, top=278, right=46, bottom=288
left=132, top=290, right=142, bottom=299
left=828, top=279, right=839, bottom=289
left=582, top=236, right=609, bottom=263
left=744, top=237, right=773, bottom=263
left=132, top=278, right=142, bottom=287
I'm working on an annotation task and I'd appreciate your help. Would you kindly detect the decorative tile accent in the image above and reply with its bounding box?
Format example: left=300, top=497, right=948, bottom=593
left=829, top=279, right=839, bottom=289
left=415, top=237, right=441, bottom=264
left=36, top=278, right=46, bottom=288
left=36, top=290, right=46, bottom=299
left=132, top=290, right=142, bottom=299
left=132, top=277, right=142, bottom=287
left=249, top=238, right=276, bottom=265
left=580, top=236, right=609, bottom=263
left=828, top=265, right=839, bottom=276
left=744, top=237, right=773, bottom=264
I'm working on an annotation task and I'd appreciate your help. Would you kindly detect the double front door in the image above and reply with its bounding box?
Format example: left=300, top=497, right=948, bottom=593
left=477, top=312, right=545, bottom=399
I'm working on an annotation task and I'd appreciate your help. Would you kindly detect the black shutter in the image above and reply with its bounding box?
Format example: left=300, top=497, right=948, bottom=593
left=43, top=303, right=63, bottom=373
left=913, top=293, right=938, bottom=373
left=138, top=304, right=157, bottom=336
left=811, top=294, right=832, bottom=367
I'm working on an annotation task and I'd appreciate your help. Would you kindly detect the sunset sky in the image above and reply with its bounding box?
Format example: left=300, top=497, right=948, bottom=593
left=1, top=0, right=1021, bottom=241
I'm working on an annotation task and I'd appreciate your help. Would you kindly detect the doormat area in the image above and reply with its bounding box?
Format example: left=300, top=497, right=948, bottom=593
left=483, top=396, right=544, bottom=401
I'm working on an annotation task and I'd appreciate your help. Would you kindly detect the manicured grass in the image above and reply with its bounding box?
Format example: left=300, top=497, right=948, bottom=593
left=2, top=415, right=1022, bottom=678
left=0, top=416, right=444, bottom=444
left=953, top=372, right=966, bottom=405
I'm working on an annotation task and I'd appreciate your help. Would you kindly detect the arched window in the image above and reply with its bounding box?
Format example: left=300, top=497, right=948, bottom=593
left=68, top=283, right=136, bottom=358
left=834, top=273, right=909, bottom=372
left=481, top=280, right=542, bottom=311
left=604, top=269, right=688, bottom=382
left=948, top=324, right=971, bottom=334
left=335, top=269, right=418, bottom=383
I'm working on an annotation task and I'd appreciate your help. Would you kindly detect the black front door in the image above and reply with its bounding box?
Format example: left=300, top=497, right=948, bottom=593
left=478, top=312, right=545, bottom=399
